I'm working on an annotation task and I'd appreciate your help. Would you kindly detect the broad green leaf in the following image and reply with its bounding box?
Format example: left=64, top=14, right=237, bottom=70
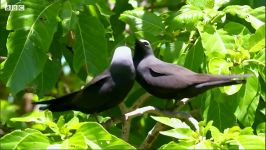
left=203, top=89, right=238, bottom=131
left=10, top=110, right=46, bottom=123
left=249, top=24, right=265, bottom=53
left=223, top=21, right=250, bottom=36
left=33, top=59, right=61, bottom=97
left=61, top=132, right=88, bottom=149
left=214, top=0, right=230, bottom=10
left=184, top=39, right=204, bottom=72
left=210, top=126, right=223, bottom=142
left=198, top=24, right=234, bottom=59
left=73, top=13, right=108, bottom=77
left=235, top=75, right=260, bottom=126
left=60, top=1, right=79, bottom=36
left=0, top=128, right=50, bottom=149
left=208, top=58, right=232, bottom=75
left=120, top=9, right=164, bottom=39
left=74, top=122, right=135, bottom=149
left=159, top=141, right=191, bottom=150
left=187, top=0, right=214, bottom=9
left=250, top=6, right=265, bottom=22
left=151, top=116, right=190, bottom=129
left=0, top=100, right=19, bottom=125
left=235, top=135, right=265, bottom=149
left=160, top=128, right=195, bottom=139
left=224, top=5, right=264, bottom=30
left=96, top=0, right=114, bottom=16
left=169, top=5, right=203, bottom=31
left=159, top=40, right=188, bottom=65
left=2, top=0, right=61, bottom=94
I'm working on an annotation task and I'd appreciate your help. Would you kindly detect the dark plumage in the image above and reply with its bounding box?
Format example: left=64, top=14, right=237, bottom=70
left=34, top=46, right=135, bottom=113
left=133, top=39, right=249, bottom=100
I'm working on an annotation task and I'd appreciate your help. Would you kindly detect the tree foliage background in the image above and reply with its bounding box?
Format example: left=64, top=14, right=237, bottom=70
left=0, top=0, right=265, bottom=149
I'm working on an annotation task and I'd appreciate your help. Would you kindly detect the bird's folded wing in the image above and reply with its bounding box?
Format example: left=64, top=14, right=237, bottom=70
left=84, top=70, right=110, bottom=88
left=148, top=61, right=196, bottom=76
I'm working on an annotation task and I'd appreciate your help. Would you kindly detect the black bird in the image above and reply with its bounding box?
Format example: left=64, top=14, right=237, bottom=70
left=34, top=46, right=135, bottom=114
left=134, top=39, right=249, bottom=100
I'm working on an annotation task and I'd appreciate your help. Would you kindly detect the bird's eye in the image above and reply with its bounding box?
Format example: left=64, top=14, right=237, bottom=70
left=142, top=41, right=149, bottom=46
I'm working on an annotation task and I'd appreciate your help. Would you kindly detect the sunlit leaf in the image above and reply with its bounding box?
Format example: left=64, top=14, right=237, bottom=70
left=235, top=75, right=260, bottom=126
left=0, top=128, right=50, bottom=149
left=120, top=9, right=163, bottom=41
left=151, top=116, right=190, bottom=129
left=160, top=128, right=195, bottom=139
left=224, top=5, right=265, bottom=30
left=198, top=24, right=234, bottom=59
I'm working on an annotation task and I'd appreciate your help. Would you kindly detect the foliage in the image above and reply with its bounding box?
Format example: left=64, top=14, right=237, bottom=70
left=0, top=0, right=265, bottom=149
left=153, top=116, right=265, bottom=149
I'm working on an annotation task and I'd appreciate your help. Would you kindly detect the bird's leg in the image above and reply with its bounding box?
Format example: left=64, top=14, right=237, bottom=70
left=174, top=98, right=190, bottom=112
left=164, top=99, right=176, bottom=111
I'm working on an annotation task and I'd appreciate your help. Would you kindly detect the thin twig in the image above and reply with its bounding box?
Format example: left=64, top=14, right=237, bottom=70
left=0, top=56, right=7, bottom=62
left=139, top=122, right=167, bottom=149
left=119, top=103, right=130, bottom=141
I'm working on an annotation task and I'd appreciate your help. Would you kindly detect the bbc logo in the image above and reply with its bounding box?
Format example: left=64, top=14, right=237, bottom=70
left=5, top=5, right=25, bottom=11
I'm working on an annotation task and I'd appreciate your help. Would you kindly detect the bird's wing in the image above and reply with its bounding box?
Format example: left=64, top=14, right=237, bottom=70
left=148, top=59, right=196, bottom=76
left=83, top=69, right=111, bottom=88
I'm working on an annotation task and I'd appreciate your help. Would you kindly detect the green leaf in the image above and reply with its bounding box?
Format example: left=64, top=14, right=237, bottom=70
left=60, top=0, right=79, bottom=35
left=249, top=6, right=265, bottom=23
left=151, top=116, right=190, bottom=129
left=120, top=9, right=164, bottom=40
left=187, top=0, right=214, bottom=9
left=159, top=40, right=188, bottom=65
left=0, top=100, right=19, bottom=125
left=73, top=13, right=108, bottom=77
left=203, top=90, right=238, bottom=131
left=235, top=135, right=265, bottom=149
left=184, top=39, right=204, bottom=71
left=67, top=122, right=135, bottom=149
left=208, top=58, right=233, bottom=75
left=169, top=5, right=203, bottom=31
left=249, top=24, right=265, bottom=53
left=256, top=122, right=265, bottom=135
left=0, top=128, right=50, bottom=149
left=61, top=132, right=88, bottom=149
left=210, top=126, right=223, bottom=142
left=198, top=24, right=234, bottom=59
left=194, top=140, right=213, bottom=149
left=160, top=128, right=195, bottom=139
left=224, top=5, right=265, bottom=30
left=2, top=0, right=61, bottom=94
left=159, top=141, right=191, bottom=150
left=235, top=75, right=260, bottom=126
left=33, top=59, right=61, bottom=97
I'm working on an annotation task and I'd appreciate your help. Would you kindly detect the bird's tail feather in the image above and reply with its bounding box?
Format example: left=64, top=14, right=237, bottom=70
left=32, top=92, right=78, bottom=112
left=212, top=74, right=252, bottom=80
left=195, top=79, right=245, bottom=88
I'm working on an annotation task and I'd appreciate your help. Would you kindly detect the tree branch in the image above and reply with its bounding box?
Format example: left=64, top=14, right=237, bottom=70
left=139, top=122, right=166, bottom=149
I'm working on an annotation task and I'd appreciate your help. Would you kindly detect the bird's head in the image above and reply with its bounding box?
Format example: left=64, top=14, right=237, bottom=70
left=110, top=46, right=135, bottom=77
left=134, top=39, right=153, bottom=57
left=111, top=46, right=133, bottom=64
